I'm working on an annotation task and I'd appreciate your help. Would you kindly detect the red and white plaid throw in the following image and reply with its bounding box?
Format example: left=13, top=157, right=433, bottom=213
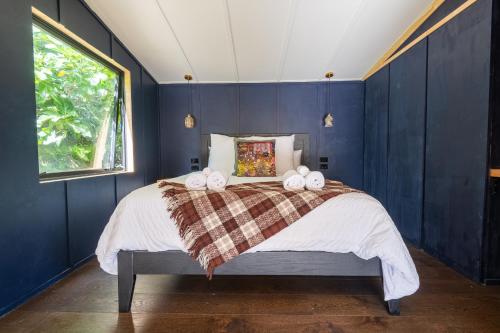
left=158, top=180, right=359, bottom=277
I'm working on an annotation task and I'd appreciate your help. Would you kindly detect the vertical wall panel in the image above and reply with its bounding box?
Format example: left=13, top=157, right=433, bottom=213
left=143, top=71, right=160, bottom=184
left=67, top=176, right=115, bottom=264
left=160, top=85, right=201, bottom=177
left=160, top=81, right=364, bottom=182
left=424, top=0, right=492, bottom=281
left=31, top=0, right=58, bottom=20
left=387, top=40, right=427, bottom=245
left=363, top=67, right=389, bottom=205
left=112, top=39, right=145, bottom=201
left=59, top=0, right=111, bottom=56
left=278, top=83, right=320, bottom=170
left=239, top=84, right=277, bottom=134
left=200, top=85, right=238, bottom=134
left=0, top=0, right=68, bottom=313
left=319, top=82, right=365, bottom=188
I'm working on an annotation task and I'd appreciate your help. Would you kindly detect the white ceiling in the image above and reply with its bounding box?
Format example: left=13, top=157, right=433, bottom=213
left=85, top=0, right=434, bottom=83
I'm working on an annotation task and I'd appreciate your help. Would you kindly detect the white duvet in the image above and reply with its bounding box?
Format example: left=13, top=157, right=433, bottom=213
left=96, top=175, right=419, bottom=301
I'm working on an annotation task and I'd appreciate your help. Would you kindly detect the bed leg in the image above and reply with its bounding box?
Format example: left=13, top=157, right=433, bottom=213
left=118, top=251, right=136, bottom=313
left=386, top=299, right=400, bottom=316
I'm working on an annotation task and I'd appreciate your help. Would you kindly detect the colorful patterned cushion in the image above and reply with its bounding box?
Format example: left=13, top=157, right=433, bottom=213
left=235, top=140, right=276, bottom=177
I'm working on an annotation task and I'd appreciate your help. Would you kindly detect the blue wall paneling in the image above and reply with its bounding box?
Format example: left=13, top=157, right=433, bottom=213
left=112, top=38, right=147, bottom=202
left=199, top=84, right=239, bottom=134
left=363, top=67, right=389, bottom=205
left=423, top=0, right=492, bottom=281
left=0, top=0, right=68, bottom=314
left=319, top=82, right=365, bottom=188
left=143, top=71, right=160, bottom=185
left=67, top=177, right=116, bottom=265
left=239, top=84, right=278, bottom=134
left=59, top=0, right=111, bottom=56
left=160, top=85, right=202, bottom=178
left=387, top=40, right=427, bottom=246
left=159, top=81, right=366, bottom=186
left=0, top=0, right=159, bottom=314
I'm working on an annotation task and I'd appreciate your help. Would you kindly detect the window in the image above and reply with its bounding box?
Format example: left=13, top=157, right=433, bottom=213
left=32, top=12, right=133, bottom=181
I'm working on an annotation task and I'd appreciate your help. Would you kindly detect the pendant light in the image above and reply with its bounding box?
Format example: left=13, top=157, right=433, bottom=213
left=184, top=74, right=195, bottom=129
left=324, top=71, right=334, bottom=128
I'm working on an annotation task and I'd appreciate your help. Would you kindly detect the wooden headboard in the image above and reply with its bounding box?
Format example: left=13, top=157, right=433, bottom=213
left=201, top=134, right=310, bottom=168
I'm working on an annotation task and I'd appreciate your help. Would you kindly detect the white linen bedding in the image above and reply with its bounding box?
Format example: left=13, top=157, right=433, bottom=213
left=96, top=175, right=419, bottom=301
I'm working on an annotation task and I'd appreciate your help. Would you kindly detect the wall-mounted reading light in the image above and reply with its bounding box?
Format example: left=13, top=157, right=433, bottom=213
left=184, top=74, right=195, bottom=129
left=324, top=71, right=334, bottom=128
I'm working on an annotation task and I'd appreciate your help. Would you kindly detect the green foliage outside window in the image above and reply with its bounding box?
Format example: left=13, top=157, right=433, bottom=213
left=33, top=23, right=124, bottom=175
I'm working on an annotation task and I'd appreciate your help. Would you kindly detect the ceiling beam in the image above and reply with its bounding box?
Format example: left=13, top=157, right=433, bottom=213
left=362, top=0, right=444, bottom=80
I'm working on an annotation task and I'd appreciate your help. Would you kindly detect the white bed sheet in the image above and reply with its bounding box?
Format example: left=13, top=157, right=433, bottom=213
left=96, top=175, right=419, bottom=300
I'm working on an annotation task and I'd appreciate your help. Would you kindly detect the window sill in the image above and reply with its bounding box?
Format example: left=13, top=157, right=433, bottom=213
left=39, top=170, right=133, bottom=184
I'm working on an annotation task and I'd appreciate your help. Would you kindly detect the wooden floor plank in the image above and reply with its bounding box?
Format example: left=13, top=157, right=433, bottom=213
left=2, top=246, right=500, bottom=332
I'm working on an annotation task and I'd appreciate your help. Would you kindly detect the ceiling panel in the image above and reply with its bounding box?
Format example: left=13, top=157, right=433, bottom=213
left=85, top=0, right=437, bottom=83
left=228, top=0, right=292, bottom=81
left=280, top=0, right=364, bottom=81
left=157, top=0, right=236, bottom=82
left=85, top=0, right=190, bottom=82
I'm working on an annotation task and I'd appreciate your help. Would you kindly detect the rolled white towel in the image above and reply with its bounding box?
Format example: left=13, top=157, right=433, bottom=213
left=296, top=165, right=310, bottom=177
left=185, top=172, right=207, bottom=191
left=202, top=167, right=212, bottom=176
left=305, top=171, right=325, bottom=191
left=207, top=170, right=229, bottom=191
left=282, top=170, right=306, bottom=191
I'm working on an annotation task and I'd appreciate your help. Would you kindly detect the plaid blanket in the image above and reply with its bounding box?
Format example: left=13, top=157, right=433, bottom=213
left=158, top=180, right=359, bottom=277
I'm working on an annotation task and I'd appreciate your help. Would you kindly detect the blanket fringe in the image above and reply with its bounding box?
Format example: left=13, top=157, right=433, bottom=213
left=160, top=183, right=213, bottom=275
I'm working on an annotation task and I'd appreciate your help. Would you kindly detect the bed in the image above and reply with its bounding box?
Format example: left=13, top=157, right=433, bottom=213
left=96, top=134, right=419, bottom=315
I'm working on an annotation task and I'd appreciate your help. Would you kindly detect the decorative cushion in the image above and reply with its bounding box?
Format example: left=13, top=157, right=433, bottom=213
left=235, top=140, right=276, bottom=177
left=244, top=134, right=295, bottom=175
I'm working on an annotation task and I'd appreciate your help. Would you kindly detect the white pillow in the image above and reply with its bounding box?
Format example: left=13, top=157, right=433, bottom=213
left=293, top=150, right=302, bottom=169
left=208, top=134, right=235, bottom=174
left=244, top=135, right=295, bottom=175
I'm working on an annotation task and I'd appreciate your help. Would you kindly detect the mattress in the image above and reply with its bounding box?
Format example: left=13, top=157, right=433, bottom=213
left=96, top=174, right=419, bottom=300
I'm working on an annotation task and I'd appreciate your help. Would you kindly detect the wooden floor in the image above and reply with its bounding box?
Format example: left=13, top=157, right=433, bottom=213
left=1, top=247, right=500, bottom=333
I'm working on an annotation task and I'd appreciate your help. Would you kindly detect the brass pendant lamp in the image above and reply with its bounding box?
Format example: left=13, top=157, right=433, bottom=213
left=184, top=74, right=195, bottom=129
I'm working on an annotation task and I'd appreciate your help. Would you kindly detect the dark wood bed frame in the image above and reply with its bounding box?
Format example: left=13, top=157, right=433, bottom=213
left=116, top=134, right=401, bottom=315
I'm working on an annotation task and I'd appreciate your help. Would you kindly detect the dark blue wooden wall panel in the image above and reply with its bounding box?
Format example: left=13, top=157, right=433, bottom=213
left=239, top=84, right=278, bottom=133
left=32, top=0, right=58, bottom=20
left=143, top=71, right=160, bottom=184
left=387, top=40, right=427, bottom=246
left=59, top=0, right=111, bottom=56
left=0, top=0, right=68, bottom=314
left=319, top=82, right=365, bottom=188
left=160, top=85, right=201, bottom=177
left=67, top=176, right=116, bottom=264
left=424, top=0, right=491, bottom=281
left=278, top=83, right=320, bottom=170
left=0, top=0, right=159, bottom=314
left=200, top=85, right=238, bottom=134
left=160, top=82, right=365, bottom=181
left=112, top=39, right=146, bottom=201
left=363, top=67, right=389, bottom=205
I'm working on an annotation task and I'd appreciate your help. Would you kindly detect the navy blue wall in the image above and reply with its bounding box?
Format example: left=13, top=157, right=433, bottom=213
left=424, top=0, right=492, bottom=281
left=364, top=0, right=494, bottom=281
left=0, top=0, right=159, bottom=314
left=363, top=67, right=389, bottom=206
left=160, top=82, right=365, bottom=189
left=387, top=40, right=427, bottom=246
